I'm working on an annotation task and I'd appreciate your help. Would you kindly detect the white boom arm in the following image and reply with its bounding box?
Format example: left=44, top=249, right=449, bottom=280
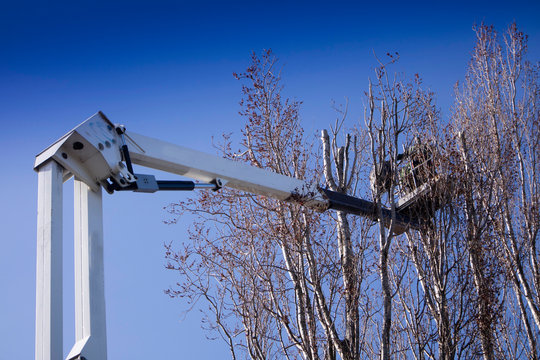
left=125, top=131, right=327, bottom=208
left=34, top=112, right=328, bottom=208
left=34, top=112, right=415, bottom=360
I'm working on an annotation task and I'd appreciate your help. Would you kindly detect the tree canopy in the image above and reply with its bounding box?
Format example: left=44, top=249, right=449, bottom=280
left=165, top=24, right=539, bottom=360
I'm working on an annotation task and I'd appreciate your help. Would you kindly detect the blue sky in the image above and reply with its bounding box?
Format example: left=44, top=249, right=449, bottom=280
left=1, top=1, right=539, bottom=359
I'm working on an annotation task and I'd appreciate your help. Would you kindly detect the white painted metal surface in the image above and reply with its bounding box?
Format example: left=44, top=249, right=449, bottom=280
left=36, top=160, right=63, bottom=360
left=33, top=112, right=327, bottom=210
left=34, top=112, right=134, bottom=192
left=126, top=131, right=327, bottom=209
left=66, top=180, right=107, bottom=360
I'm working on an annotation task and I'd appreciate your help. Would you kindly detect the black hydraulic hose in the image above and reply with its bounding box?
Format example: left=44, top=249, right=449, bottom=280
left=120, top=144, right=134, bottom=175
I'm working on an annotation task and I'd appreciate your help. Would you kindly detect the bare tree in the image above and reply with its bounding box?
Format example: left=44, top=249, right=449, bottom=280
left=401, top=129, right=479, bottom=360
left=165, top=50, right=375, bottom=360
left=320, top=102, right=375, bottom=359
left=363, top=54, right=443, bottom=360
left=453, top=23, right=540, bottom=360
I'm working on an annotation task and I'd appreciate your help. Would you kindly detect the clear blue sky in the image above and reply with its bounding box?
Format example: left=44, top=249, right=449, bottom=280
left=1, top=1, right=539, bottom=359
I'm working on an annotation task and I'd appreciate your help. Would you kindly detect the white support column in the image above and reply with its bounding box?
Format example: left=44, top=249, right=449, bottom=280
left=66, top=179, right=107, bottom=360
left=36, top=160, right=63, bottom=360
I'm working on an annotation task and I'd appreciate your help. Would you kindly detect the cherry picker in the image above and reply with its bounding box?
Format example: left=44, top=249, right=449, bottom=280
left=34, top=112, right=435, bottom=360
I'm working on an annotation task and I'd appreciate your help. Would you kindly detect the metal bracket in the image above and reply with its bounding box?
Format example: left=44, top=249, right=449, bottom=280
left=34, top=112, right=137, bottom=193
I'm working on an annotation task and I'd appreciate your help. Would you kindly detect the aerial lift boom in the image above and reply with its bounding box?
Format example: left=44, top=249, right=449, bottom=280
left=34, top=112, right=418, bottom=360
